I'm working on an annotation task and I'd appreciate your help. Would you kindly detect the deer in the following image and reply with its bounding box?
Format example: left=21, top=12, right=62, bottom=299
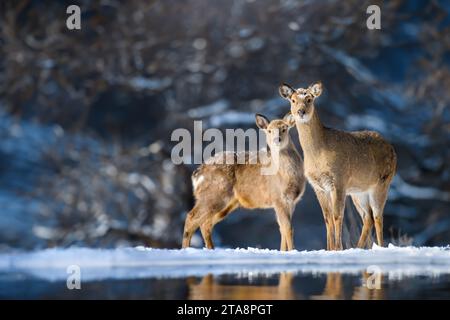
left=279, top=82, right=397, bottom=251
left=182, top=113, right=306, bottom=251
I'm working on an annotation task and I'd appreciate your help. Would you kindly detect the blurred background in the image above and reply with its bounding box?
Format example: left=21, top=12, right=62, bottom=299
left=0, top=0, right=449, bottom=252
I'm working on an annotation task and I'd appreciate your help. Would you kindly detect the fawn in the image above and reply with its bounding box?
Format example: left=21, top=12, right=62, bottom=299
left=182, top=114, right=305, bottom=251
left=279, top=82, right=396, bottom=250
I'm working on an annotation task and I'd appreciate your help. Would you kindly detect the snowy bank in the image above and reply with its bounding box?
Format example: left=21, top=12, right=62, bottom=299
left=0, top=245, right=449, bottom=282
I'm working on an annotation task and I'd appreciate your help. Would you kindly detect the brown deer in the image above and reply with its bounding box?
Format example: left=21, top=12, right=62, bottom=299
left=182, top=114, right=306, bottom=251
left=279, top=82, right=396, bottom=250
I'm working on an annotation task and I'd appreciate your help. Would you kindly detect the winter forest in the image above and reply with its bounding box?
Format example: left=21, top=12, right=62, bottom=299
left=0, top=0, right=450, bottom=300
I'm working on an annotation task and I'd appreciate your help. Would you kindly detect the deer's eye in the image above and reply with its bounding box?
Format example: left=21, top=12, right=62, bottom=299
left=268, top=130, right=272, bottom=133
left=306, top=97, right=312, bottom=104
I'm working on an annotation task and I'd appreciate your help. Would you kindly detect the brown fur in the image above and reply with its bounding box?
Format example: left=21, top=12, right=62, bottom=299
left=182, top=115, right=306, bottom=251
left=279, top=82, right=397, bottom=250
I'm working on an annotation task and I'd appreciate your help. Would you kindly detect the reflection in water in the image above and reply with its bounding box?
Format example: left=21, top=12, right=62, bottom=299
left=311, top=273, right=345, bottom=300
left=188, top=272, right=384, bottom=300
left=188, top=272, right=297, bottom=300
left=3, top=270, right=450, bottom=299
left=352, top=272, right=384, bottom=300
left=312, top=272, right=384, bottom=300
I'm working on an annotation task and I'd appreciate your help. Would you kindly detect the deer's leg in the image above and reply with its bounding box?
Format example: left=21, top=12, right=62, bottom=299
left=200, top=219, right=214, bottom=249
left=351, top=194, right=374, bottom=249
left=369, top=186, right=389, bottom=247
left=330, top=188, right=345, bottom=251
left=200, top=199, right=239, bottom=249
left=211, top=198, right=239, bottom=226
left=358, top=214, right=374, bottom=249
left=275, top=204, right=294, bottom=251
left=279, top=230, right=287, bottom=251
left=275, top=210, right=287, bottom=251
left=182, top=205, right=207, bottom=248
left=314, top=189, right=334, bottom=251
left=374, top=216, right=383, bottom=247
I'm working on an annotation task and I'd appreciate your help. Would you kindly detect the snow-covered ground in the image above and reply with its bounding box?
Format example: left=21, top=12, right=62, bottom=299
left=1, top=244, right=450, bottom=282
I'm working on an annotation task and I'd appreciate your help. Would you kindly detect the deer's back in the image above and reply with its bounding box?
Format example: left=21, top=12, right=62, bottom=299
left=191, top=150, right=268, bottom=205
left=193, top=149, right=305, bottom=209
left=304, top=128, right=396, bottom=191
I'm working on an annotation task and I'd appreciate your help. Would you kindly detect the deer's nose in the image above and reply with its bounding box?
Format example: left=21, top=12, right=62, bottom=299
left=298, top=110, right=306, bottom=117
left=273, top=137, right=282, bottom=145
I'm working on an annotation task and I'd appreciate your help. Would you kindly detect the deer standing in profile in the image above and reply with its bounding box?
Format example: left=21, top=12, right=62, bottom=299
left=182, top=114, right=306, bottom=251
left=279, top=82, right=396, bottom=250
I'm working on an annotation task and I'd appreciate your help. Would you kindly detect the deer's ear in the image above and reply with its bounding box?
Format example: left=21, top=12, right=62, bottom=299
left=309, top=82, right=323, bottom=97
left=255, top=114, right=269, bottom=129
left=279, top=83, right=295, bottom=100
left=283, top=112, right=295, bottom=128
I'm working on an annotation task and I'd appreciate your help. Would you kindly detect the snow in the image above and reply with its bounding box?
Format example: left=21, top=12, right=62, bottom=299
left=0, top=245, right=449, bottom=282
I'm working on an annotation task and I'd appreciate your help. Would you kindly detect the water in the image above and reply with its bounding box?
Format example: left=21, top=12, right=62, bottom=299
left=1, top=246, right=450, bottom=299
left=1, top=271, right=450, bottom=299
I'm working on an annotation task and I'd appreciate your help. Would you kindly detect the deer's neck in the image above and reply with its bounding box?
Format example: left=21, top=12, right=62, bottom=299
left=270, top=140, right=302, bottom=177
left=295, top=111, right=325, bottom=156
